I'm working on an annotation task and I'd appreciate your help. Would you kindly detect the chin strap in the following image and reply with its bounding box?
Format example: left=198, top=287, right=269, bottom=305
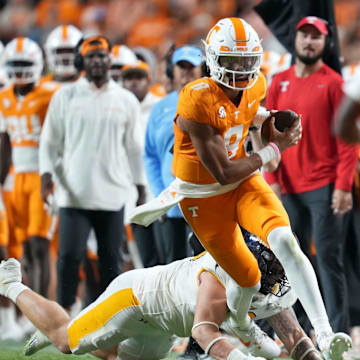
left=290, top=336, right=321, bottom=360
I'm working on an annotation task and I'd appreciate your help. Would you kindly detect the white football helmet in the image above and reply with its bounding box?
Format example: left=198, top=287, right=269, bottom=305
left=204, top=17, right=263, bottom=90
left=44, top=25, right=82, bottom=77
left=110, top=45, right=138, bottom=81
left=3, top=37, right=43, bottom=85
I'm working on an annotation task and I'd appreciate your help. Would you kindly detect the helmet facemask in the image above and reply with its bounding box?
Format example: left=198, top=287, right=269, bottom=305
left=204, top=17, right=263, bottom=91
left=206, top=43, right=262, bottom=91
left=48, top=47, right=77, bottom=77
left=5, top=60, right=42, bottom=85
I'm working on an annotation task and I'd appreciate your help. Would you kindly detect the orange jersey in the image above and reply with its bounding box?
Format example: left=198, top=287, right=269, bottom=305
left=39, top=73, right=55, bottom=85
left=173, top=74, right=266, bottom=184
left=0, top=81, right=59, bottom=173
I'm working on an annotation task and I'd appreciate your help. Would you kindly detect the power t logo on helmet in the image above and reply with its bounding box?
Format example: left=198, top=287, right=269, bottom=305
left=204, top=17, right=263, bottom=90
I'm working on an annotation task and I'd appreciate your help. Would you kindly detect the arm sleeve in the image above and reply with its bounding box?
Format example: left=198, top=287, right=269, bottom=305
left=125, top=96, right=147, bottom=186
left=39, top=91, right=65, bottom=176
left=331, top=79, right=359, bottom=191
left=143, top=105, right=166, bottom=196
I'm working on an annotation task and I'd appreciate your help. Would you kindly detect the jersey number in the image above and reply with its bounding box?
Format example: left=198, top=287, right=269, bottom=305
left=7, top=115, right=41, bottom=143
left=224, top=125, right=244, bottom=159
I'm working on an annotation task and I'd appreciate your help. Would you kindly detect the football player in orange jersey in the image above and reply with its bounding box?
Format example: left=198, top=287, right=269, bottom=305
left=172, top=17, right=351, bottom=359
left=0, top=37, right=59, bottom=302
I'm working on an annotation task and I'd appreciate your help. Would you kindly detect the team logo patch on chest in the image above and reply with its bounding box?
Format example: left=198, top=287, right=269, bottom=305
left=280, top=81, right=290, bottom=92
left=188, top=206, right=199, bottom=217
left=218, top=106, right=226, bottom=119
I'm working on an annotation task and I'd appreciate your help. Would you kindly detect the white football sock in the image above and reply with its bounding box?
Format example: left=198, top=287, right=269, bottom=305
left=226, top=278, right=260, bottom=329
left=268, top=226, right=332, bottom=335
left=6, top=282, right=29, bottom=304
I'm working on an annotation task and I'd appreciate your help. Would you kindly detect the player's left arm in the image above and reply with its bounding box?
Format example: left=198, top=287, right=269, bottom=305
left=250, top=108, right=282, bottom=172
left=267, top=308, right=322, bottom=360
left=192, top=271, right=241, bottom=360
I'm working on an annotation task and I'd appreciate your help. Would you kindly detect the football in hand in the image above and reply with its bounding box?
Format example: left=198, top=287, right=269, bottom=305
left=261, top=109, right=298, bottom=145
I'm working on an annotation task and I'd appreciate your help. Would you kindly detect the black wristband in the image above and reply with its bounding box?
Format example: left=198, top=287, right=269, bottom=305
left=249, top=125, right=261, bottom=131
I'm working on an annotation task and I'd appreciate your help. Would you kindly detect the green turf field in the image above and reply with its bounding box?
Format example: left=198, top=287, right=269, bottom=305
left=0, top=339, right=178, bottom=359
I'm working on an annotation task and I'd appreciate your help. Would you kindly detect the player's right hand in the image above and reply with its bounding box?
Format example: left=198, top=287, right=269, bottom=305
left=41, top=172, right=54, bottom=204
left=271, top=116, right=302, bottom=152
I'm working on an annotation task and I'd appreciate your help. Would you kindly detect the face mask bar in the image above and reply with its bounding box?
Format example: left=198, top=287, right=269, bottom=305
left=5, top=61, right=42, bottom=85
left=215, top=53, right=262, bottom=90
left=49, top=50, right=77, bottom=76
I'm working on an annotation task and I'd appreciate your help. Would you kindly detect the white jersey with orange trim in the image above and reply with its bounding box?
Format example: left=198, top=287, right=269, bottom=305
left=112, top=252, right=296, bottom=337
left=67, top=251, right=296, bottom=356
left=134, top=252, right=296, bottom=336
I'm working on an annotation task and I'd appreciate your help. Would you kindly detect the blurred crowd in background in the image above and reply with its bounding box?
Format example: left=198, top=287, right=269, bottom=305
left=0, top=0, right=359, bottom=68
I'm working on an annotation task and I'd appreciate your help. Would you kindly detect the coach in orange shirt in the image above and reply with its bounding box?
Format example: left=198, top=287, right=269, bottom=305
left=172, top=17, right=351, bottom=358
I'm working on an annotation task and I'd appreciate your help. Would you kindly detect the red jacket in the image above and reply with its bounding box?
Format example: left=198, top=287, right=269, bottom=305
left=264, top=64, right=358, bottom=194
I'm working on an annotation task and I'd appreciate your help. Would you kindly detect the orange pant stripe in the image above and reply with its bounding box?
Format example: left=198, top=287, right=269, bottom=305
left=68, top=288, right=140, bottom=351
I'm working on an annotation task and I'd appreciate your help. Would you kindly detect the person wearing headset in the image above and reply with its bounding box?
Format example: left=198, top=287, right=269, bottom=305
left=262, top=16, right=358, bottom=335
left=39, top=35, right=147, bottom=310
left=143, top=45, right=205, bottom=266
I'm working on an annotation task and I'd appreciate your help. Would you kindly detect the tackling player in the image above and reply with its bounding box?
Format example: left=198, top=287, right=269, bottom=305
left=0, top=234, right=324, bottom=360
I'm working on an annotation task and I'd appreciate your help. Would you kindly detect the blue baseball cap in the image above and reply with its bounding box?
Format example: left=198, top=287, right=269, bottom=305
left=171, top=46, right=204, bottom=67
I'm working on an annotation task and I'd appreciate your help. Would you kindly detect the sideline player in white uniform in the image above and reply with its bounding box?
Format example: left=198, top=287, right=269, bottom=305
left=0, top=233, right=347, bottom=360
